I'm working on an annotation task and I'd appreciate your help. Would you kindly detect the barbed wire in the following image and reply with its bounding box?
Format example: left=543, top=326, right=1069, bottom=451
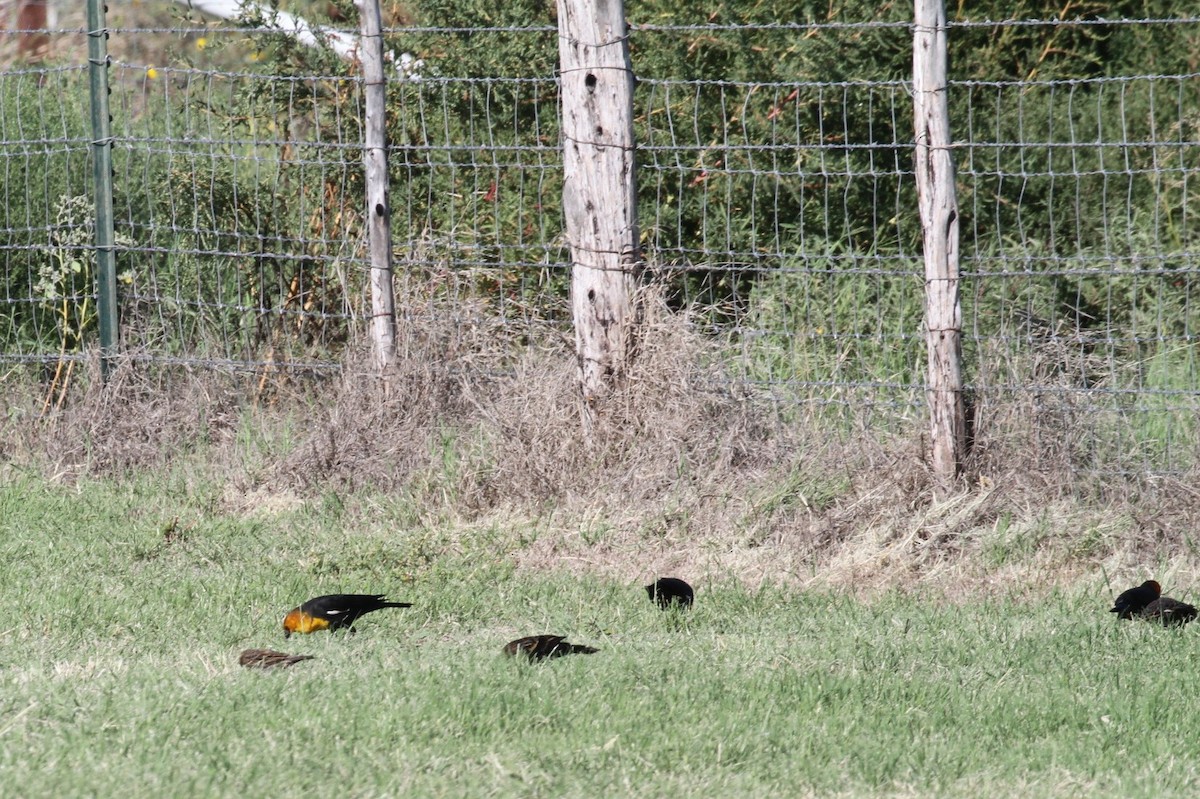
left=23, top=16, right=1188, bottom=37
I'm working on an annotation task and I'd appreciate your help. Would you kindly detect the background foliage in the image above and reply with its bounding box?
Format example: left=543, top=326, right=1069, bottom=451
left=1, top=0, right=1198, bottom=472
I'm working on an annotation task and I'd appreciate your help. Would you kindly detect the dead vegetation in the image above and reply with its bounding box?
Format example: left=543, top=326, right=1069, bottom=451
left=5, top=289, right=1200, bottom=598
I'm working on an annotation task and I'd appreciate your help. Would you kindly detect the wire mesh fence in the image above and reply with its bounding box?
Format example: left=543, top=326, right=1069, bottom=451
left=1, top=4, right=1198, bottom=476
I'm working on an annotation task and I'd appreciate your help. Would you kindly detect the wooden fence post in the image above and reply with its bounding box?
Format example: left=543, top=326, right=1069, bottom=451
left=913, top=0, right=965, bottom=486
left=557, top=0, right=640, bottom=435
left=359, top=0, right=396, bottom=373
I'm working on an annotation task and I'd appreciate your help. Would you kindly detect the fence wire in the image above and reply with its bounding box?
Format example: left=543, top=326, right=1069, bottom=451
left=1, top=6, right=1198, bottom=476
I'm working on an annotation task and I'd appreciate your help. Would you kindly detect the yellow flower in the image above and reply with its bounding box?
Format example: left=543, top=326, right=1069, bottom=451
left=196, top=37, right=208, bottom=50
left=146, top=66, right=158, bottom=79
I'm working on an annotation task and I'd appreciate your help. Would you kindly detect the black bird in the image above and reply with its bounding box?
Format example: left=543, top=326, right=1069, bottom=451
left=503, top=635, right=598, bottom=661
left=1110, top=580, right=1160, bottom=619
left=645, top=577, right=694, bottom=609
left=1139, top=596, right=1198, bottom=627
left=283, top=593, right=412, bottom=637
left=239, top=648, right=316, bottom=669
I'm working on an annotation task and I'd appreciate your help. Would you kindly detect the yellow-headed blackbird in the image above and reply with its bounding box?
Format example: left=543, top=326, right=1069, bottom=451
left=282, top=593, right=412, bottom=637
left=239, top=648, right=316, bottom=669
left=1139, top=596, right=1198, bottom=626
left=645, top=577, right=694, bottom=609
left=1110, top=579, right=1160, bottom=619
left=503, top=635, right=598, bottom=661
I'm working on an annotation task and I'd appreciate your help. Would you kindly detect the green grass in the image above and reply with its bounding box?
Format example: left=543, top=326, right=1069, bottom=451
left=2, top=472, right=1199, bottom=798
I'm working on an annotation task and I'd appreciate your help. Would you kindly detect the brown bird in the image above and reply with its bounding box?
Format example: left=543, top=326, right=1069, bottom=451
left=503, top=635, right=598, bottom=661
left=1139, top=596, right=1198, bottom=626
left=645, top=577, right=694, bottom=609
left=1110, top=580, right=1161, bottom=619
left=282, top=593, right=412, bottom=637
left=239, top=648, right=316, bottom=669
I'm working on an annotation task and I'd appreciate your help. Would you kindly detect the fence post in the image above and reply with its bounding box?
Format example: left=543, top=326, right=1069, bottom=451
left=359, top=0, right=396, bottom=373
left=86, top=0, right=118, bottom=378
left=913, top=0, right=965, bottom=488
left=556, top=0, right=640, bottom=436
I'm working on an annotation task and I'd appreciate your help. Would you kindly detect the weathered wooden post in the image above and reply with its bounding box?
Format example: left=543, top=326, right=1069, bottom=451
left=557, top=0, right=640, bottom=435
left=359, top=0, right=396, bottom=372
left=913, top=0, right=965, bottom=486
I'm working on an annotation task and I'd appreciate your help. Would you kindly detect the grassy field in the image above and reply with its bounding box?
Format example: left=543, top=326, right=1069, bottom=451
left=2, top=470, right=1199, bottom=798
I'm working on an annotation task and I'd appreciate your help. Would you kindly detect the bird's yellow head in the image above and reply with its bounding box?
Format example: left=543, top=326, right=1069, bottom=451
left=282, top=609, right=330, bottom=638
left=283, top=608, right=302, bottom=638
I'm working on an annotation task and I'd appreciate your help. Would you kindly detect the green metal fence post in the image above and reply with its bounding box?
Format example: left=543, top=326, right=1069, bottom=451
left=86, top=0, right=118, bottom=378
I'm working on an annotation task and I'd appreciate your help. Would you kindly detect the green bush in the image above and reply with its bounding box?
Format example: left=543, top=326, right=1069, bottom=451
left=0, top=70, right=93, bottom=354
left=6, top=0, right=1198, bottom=451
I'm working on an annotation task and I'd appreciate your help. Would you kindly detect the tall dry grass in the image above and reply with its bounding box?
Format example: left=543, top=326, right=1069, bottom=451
left=5, top=289, right=1200, bottom=597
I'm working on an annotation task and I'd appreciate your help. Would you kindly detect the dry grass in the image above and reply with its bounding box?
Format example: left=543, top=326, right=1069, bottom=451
left=7, top=290, right=1200, bottom=599
left=3, top=355, right=246, bottom=477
